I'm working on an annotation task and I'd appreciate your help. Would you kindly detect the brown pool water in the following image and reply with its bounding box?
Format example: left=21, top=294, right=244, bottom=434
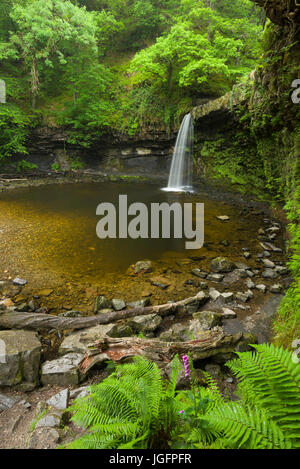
left=0, top=182, right=277, bottom=312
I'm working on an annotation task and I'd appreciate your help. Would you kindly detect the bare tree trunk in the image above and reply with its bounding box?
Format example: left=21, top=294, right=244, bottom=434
left=79, top=331, right=243, bottom=372
left=31, top=58, right=39, bottom=109
left=0, top=292, right=207, bottom=331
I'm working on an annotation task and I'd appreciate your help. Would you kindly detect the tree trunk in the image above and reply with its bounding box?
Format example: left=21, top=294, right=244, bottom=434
left=0, top=292, right=207, bottom=331
left=79, top=330, right=243, bottom=372
left=31, top=58, right=39, bottom=109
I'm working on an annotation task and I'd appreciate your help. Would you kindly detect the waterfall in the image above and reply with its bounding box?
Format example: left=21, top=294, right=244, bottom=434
left=163, top=113, right=194, bottom=192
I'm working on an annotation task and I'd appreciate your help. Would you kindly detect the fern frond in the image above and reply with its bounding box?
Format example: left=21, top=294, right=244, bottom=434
left=227, top=343, right=300, bottom=447
left=205, top=402, right=292, bottom=449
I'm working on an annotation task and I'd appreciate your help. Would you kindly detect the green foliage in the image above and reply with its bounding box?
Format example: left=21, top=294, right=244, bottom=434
left=0, top=104, right=31, bottom=162
left=176, top=344, right=300, bottom=449
left=58, top=63, right=115, bottom=147
left=274, top=186, right=300, bottom=347
left=16, top=159, right=37, bottom=172
left=67, top=356, right=181, bottom=449
left=51, top=162, right=61, bottom=172
left=226, top=344, right=300, bottom=448
left=68, top=345, right=300, bottom=450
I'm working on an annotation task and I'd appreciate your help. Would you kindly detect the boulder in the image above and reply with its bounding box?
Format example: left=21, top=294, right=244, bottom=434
left=128, top=314, right=162, bottom=333
left=209, top=288, right=221, bottom=301
left=0, top=393, right=20, bottom=412
left=236, top=292, right=250, bottom=303
left=207, top=273, right=224, bottom=282
left=270, top=284, right=283, bottom=293
left=28, top=428, right=60, bottom=450
left=262, top=269, right=278, bottom=279
left=0, top=330, right=41, bottom=387
left=192, top=311, right=222, bottom=330
left=35, top=410, right=63, bottom=429
left=262, top=259, right=275, bottom=268
left=221, top=308, right=237, bottom=319
left=41, top=353, right=84, bottom=386
left=256, top=284, right=267, bottom=293
left=159, top=324, right=190, bottom=342
left=46, top=389, right=69, bottom=410
left=59, top=324, right=117, bottom=354
left=127, top=298, right=151, bottom=308
left=275, top=266, right=288, bottom=275
left=133, top=260, right=152, bottom=274
left=111, top=299, right=126, bottom=311
left=191, top=269, right=208, bottom=279
left=221, top=292, right=234, bottom=303
left=94, top=296, right=112, bottom=312
left=245, top=278, right=255, bottom=289
left=210, top=257, right=234, bottom=273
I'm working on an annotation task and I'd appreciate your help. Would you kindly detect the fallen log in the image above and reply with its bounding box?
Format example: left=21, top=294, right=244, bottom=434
left=0, top=291, right=207, bottom=331
left=79, top=330, right=243, bottom=373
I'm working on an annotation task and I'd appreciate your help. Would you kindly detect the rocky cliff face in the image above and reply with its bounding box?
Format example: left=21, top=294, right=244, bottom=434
left=24, top=127, right=176, bottom=174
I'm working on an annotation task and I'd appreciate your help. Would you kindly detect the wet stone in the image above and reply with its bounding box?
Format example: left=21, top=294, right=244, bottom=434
left=262, top=259, right=275, bottom=268
left=210, top=257, right=235, bottom=273
left=207, top=273, right=224, bottom=282
left=41, top=353, right=84, bottom=387
left=13, top=277, right=27, bottom=286
left=133, top=260, right=152, bottom=274
left=46, top=389, right=69, bottom=410
left=262, top=269, right=278, bottom=279
left=270, top=284, right=283, bottom=293
left=256, top=284, right=267, bottom=293
left=191, top=269, right=208, bottom=279
left=111, top=298, right=126, bottom=311
left=94, top=296, right=112, bottom=312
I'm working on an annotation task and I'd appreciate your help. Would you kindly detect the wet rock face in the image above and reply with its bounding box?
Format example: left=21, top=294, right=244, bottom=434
left=0, top=330, right=41, bottom=387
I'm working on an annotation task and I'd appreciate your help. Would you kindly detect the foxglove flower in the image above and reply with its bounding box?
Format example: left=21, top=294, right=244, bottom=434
left=182, top=354, right=190, bottom=379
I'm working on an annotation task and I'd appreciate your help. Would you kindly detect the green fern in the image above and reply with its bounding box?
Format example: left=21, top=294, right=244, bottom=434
left=226, top=343, right=300, bottom=447
left=67, top=356, right=180, bottom=449
left=205, top=403, right=291, bottom=449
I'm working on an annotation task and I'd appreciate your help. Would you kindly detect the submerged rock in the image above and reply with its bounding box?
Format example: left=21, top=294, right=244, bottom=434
left=133, top=260, right=152, bottom=274
left=13, top=277, right=27, bottom=286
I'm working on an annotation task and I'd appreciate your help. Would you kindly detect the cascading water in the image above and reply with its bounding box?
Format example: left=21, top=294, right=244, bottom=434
left=163, top=113, right=194, bottom=192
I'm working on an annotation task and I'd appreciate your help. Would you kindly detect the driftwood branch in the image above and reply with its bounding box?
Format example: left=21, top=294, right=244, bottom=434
left=79, top=331, right=243, bottom=372
left=0, top=292, right=207, bottom=331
